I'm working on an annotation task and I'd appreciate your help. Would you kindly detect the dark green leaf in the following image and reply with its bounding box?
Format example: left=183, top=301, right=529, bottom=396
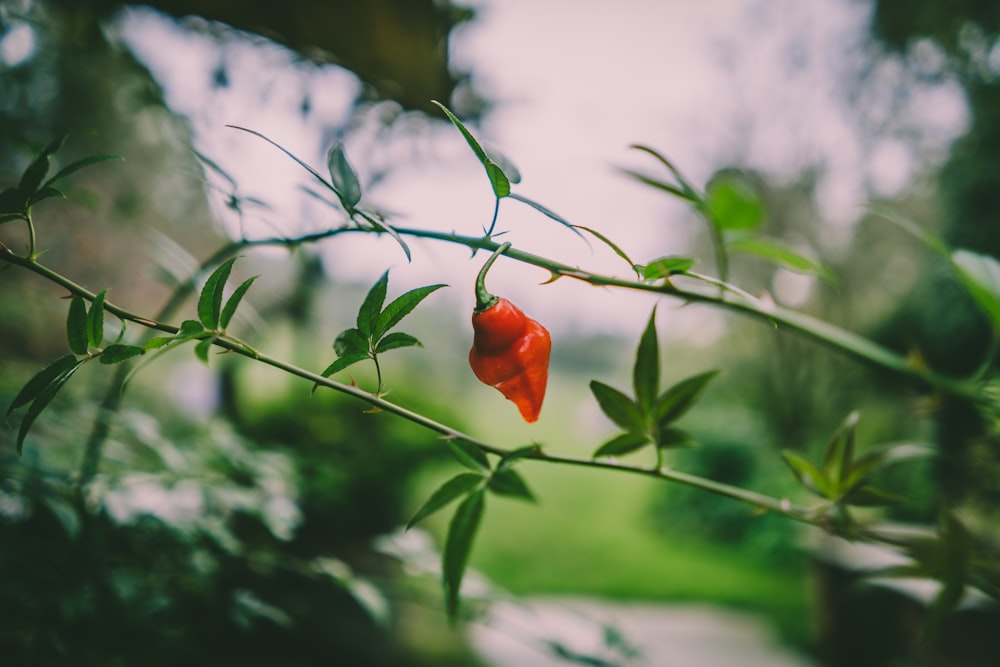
left=508, top=193, right=585, bottom=239
left=431, top=100, right=511, bottom=199
left=633, top=309, right=659, bottom=414
left=357, top=272, right=389, bottom=338
left=19, top=136, right=64, bottom=194
left=66, top=297, right=89, bottom=355
left=642, top=256, right=696, bottom=279
left=406, top=472, right=484, bottom=530
left=655, top=370, right=718, bottom=425
left=7, top=354, right=79, bottom=414
left=488, top=468, right=535, bottom=501
left=327, top=142, right=362, bottom=210
left=374, top=283, right=446, bottom=340
left=780, top=450, right=832, bottom=497
left=499, top=444, right=542, bottom=466
left=334, top=328, right=369, bottom=358
left=42, top=154, right=122, bottom=189
left=442, top=489, right=485, bottom=619
left=448, top=439, right=491, bottom=472
left=845, top=443, right=934, bottom=491
left=590, top=381, right=646, bottom=433
left=728, top=238, right=835, bottom=284
left=15, top=357, right=84, bottom=454
left=194, top=337, right=216, bottom=363
left=27, top=186, right=65, bottom=206
left=705, top=171, right=763, bottom=232
left=842, top=486, right=903, bottom=506
left=220, top=275, right=258, bottom=329
left=656, top=426, right=695, bottom=449
left=593, top=433, right=650, bottom=458
left=0, top=212, right=23, bottom=224
left=375, top=332, right=422, bottom=353
left=0, top=187, right=25, bottom=215
left=98, top=344, right=145, bottom=365
left=86, top=289, right=107, bottom=348
left=198, top=257, right=238, bottom=329
left=320, top=352, right=369, bottom=378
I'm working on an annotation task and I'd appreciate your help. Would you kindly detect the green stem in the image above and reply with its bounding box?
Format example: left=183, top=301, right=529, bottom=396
left=2, top=249, right=819, bottom=525
left=379, top=228, right=982, bottom=403
left=25, top=212, right=37, bottom=260
left=474, top=241, right=510, bottom=312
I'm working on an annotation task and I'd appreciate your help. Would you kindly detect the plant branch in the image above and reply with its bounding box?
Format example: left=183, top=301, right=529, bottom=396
left=3, top=248, right=820, bottom=526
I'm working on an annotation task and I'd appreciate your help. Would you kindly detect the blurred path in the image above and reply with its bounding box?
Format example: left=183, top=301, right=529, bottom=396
left=472, top=598, right=816, bottom=667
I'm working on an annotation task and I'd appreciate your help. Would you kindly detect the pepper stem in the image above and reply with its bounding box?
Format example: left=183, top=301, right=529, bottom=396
left=474, top=242, right=512, bottom=312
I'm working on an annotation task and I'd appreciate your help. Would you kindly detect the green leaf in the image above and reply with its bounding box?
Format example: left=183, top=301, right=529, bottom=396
left=448, top=439, right=491, bottom=472
left=654, top=370, right=718, bottom=426
left=334, top=328, right=369, bottom=358
left=780, top=450, right=832, bottom=497
left=508, top=193, right=585, bottom=239
left=842, top=486, right=903, bottom=507
left=656, top=426, right=695, bottom=449
left=406, top=472, right=485, bottom=530
left=498, top=444, right=542, bottom=466
left=573, top=225, right=637, bottom=272
left=642, top=256, right=696, bottom=279
left=951, top=249, right=1000, bottom=328
left=0, top=187, right=26, bottom=215
left=728, top=237, right=835, bottom=283
left=19, top=135, right=65, bottom=195
left=375, top=332, right=422, bottom=353
left=227, top=125, right=339, bottom=198
left=821, top=411, right=860, bottom=486
left=589, top=381, right=646, bottom=434
left=485, top=147, right=521, bottom=184
left=320, top=352, right=369, bottom=377
left=705, top=171, right=763, bottom=232
left=431, top=100, right=511, bottom=199
left=98, top=344, right=145, bottom=365
left=66, top=297, right=89, bottom=355
left=593, top=432, right=650, bottom=458
left=220, top=275, right=258, bottom=329
left=194, top=337, right=216, bottom=363
left=15, top=357, right=85, bottom=455
left=198, top=257, right=238, bottom=329
left=487, top=467, right=535, bottom=501
left=327, top=142, right=362, bottom=210
left=619, top=169, right=697, bottom=203
left=633, top=309, right=659, bottom=414
left=143, top=336, right=175, bottom=350
left=373, top=283, right=447, bottom=340
left=27, top=186, right=65, bottom=207
left=356, top=210, right=412, bottom=262
left=7, top=354, right=79, bottom=414
left=86, top=289, right=107, bottom=349
left=42, top=154, right=122, bottom=190
left=442, top=489, right=485, bottom=620
left=629, top=144, right=700, bottom=200
left=357, top=272, right=389, bottom=339
left=845, top=443, right=934, bottom=491
left=177, top=319, right=206, bottom=339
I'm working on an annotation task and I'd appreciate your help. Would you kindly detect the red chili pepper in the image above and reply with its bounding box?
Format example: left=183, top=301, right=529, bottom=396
left=469, top=243, right=551, bottom=423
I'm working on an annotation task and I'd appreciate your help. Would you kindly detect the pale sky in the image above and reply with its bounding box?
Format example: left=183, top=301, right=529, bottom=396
left=115, top=0, right=968, bottom=339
